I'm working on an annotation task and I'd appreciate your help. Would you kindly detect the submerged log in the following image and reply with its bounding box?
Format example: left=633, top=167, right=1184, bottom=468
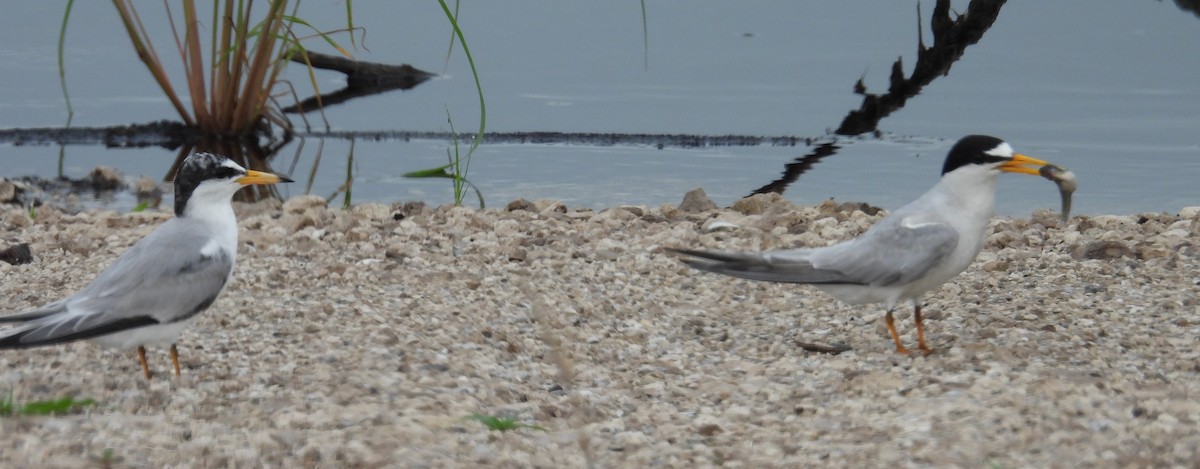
left=284, top=51, right=436, bottom=113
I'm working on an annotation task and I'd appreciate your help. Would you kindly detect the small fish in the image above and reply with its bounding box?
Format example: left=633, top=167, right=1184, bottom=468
left=1039, top=164, right=1076, bottom=223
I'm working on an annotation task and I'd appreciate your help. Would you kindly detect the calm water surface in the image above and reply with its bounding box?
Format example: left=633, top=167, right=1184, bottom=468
left=0, top=1, right=1196, bottom=215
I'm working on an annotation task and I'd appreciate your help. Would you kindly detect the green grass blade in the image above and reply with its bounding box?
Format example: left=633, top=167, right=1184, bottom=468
left=442, top=0, right=460, bottom=73
left=437, top=0, right=485, bottom=178
left=641, top=0, right=649, bottom=70
left=402, top=165, right=454, bottom=179
left=467, top=180, right=485, bottom=209
left=0, top=390, right=14, bottom=417
left=466, top=413, right=547, bottom=433
left=58, top=0, right=75, bottom=124
left=281, top=15, right=352, bottom=57
left=444, top=110, right=464, bottom=204
left=342, top=140, right=355, bottom=209
left=20, top=397, right=95, bottom=416
left=0, top=392, right=96, bottom=417
left=345, top=0, right=357, bottom=49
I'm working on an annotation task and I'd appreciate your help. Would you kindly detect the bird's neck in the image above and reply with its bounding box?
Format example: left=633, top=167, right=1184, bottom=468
left=178, top=191, right=240, bottom=249
left=177, top=182, right=241, bottom=222
left=928, top=169, right=999, bottom=224
left=182, top=201, right=235, bottom=224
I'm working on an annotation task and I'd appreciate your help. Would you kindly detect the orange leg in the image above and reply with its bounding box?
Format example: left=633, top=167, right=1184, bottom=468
left=137, top=346, right=153, bottom=380
left=170, top=344, right=181, bottom=377
left=885, top=310, right=912, bottom=355
left=913, top=304, right=933, bottom=355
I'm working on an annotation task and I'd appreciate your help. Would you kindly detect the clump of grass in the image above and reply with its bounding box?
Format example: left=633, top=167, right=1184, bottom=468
left=0, top=390, right=96, bottom=417
left=62, top=1, right=358, bottom=137
left=466, top=413, right=547, bottom=433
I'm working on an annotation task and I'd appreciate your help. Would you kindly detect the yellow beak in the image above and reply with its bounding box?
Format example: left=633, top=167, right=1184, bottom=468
left=236, top=169, right=293, bottom=185
left=999, top=153, right=1051, bottom=176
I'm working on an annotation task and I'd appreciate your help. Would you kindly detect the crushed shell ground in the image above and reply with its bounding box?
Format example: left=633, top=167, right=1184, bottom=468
left=0, top=193, right=1198, bottom=468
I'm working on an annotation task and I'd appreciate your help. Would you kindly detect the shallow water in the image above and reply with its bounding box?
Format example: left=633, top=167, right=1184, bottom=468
left=0, top=1, right=1196, bottom=215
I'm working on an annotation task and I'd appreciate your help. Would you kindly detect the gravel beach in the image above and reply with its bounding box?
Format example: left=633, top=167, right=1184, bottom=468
left=1, top=192, right=1198, bottom=468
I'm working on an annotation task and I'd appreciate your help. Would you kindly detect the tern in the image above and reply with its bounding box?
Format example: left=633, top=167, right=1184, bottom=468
left=669, top=135, right=1057, bottom=355
left=0, top=152, right=291, bottom=379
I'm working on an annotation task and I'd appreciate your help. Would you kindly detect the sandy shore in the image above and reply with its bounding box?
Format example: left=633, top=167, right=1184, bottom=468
left=1, top=193, right=1197, bottom=468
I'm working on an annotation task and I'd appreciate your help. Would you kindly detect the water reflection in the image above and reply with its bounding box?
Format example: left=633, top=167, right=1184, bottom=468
left=281, top=51, right=435, bottom=116
left=751, top=142, right=841, bottom=196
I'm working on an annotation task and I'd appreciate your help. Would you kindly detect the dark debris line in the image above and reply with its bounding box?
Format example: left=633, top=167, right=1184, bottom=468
left=281, top=51, right=436, bottom=114
left=0, top=121, right=194, bottom=149
left=0, top=125, right=808, bottom=150
left=300, top=130, right=810, bottom=149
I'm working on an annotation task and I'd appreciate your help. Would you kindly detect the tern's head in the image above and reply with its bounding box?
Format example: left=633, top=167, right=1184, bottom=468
left=173, top=152, right=292, bottom=217
left=941, top=135, right=1049, bottom=178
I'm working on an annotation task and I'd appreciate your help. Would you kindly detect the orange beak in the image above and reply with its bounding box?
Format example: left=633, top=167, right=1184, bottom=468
left=999, top=153, right=1051, bottom=176
left=236, top=170, right=293, bottom=185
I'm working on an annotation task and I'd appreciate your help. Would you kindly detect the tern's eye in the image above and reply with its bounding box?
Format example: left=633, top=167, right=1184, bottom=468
left=213, top=167, right=243, bottom=180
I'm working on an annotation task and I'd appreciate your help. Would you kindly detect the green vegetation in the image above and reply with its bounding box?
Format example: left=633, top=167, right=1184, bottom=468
left=466, top=413, right=547, bottom=433
left=325, top=140, right=358, bottom=209
left=438, top=0, right=486, bottom=163
left=402, top=112, right=485, bottom=208
left=405, top=0, right=487, bottom=207
left=57, top=0, right=76, bottom=123
left=641, top=0, right=649, bottom=70
left=0, top=390, right=96, bottom=417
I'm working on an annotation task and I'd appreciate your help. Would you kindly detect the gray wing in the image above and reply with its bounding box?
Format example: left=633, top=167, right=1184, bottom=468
left=667, top=247, right=856, bottom=284
left=0, top=218, right=233, bottom=347
left=669, top=215, right=959, bottom=287
left=797, top=215, right=959, bottom=287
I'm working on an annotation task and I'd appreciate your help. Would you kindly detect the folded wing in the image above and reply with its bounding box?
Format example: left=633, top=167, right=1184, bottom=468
left=0, top=220, right=233, bottom=348
left=669, top=216, right=959, bottom=287
left=667, top=247, right=858, bottom=284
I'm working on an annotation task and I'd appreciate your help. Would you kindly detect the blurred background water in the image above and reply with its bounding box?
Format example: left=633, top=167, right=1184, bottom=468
left=0, top=1, right=1196, bottom=215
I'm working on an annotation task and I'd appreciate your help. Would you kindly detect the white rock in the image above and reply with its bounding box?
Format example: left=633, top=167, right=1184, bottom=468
left=703, top=220, right=740, bottom=232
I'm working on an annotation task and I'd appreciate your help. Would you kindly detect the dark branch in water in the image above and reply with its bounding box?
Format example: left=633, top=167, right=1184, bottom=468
left=835, top=0, right=1007, bottom=136
left=749, top=142, right=840, bottom=196
left=750, top=0, right=1006, bottom=197
left=283, top=51, right=436, bottom=113
left=1171, top=0, right=1200, bottom=18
